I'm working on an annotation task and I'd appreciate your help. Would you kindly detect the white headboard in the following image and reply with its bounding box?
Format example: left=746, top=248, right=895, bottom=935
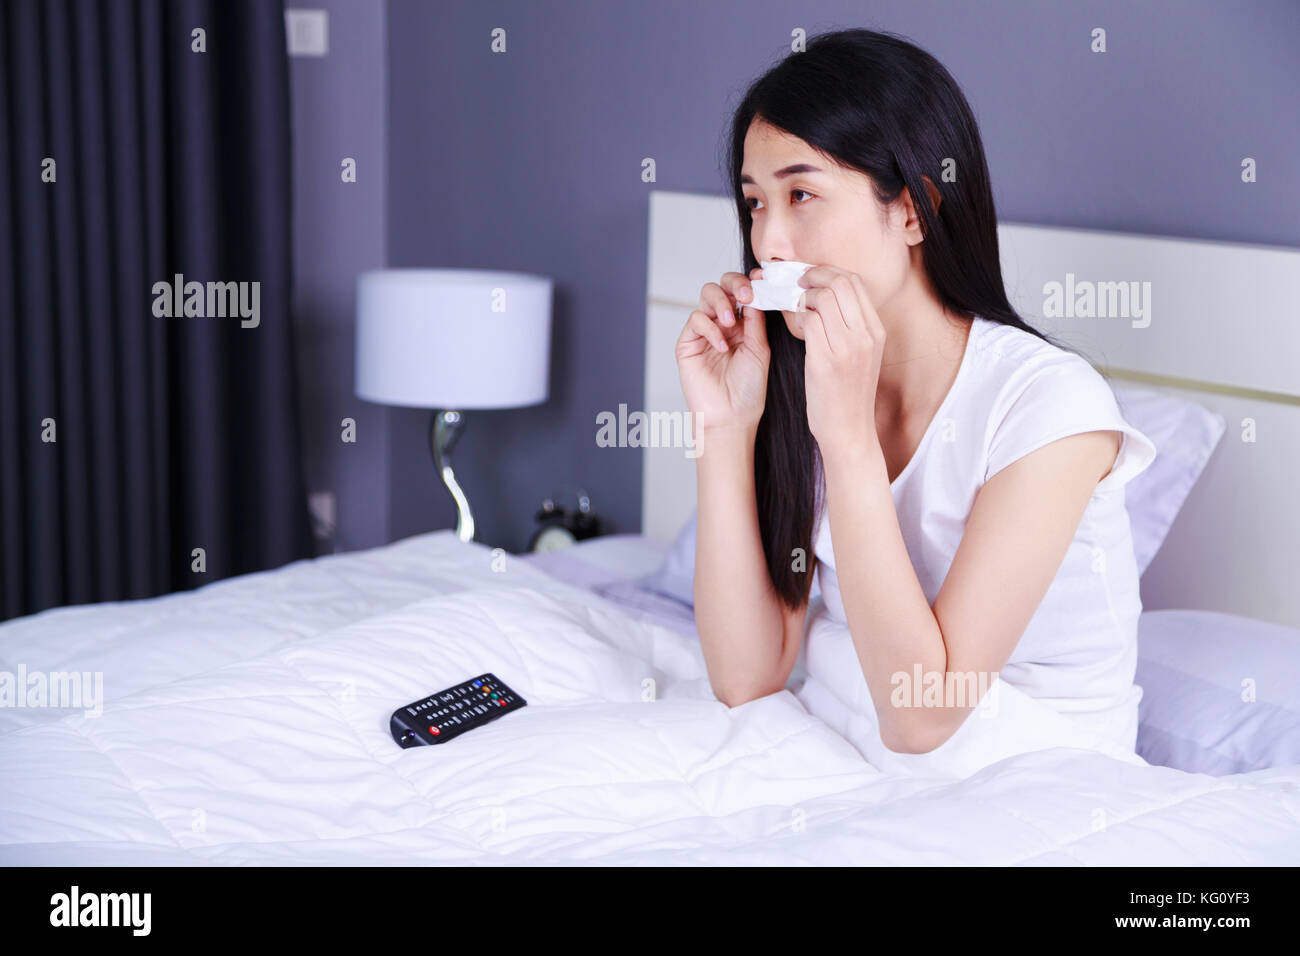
left=641, top=189, right=1300, bottom=628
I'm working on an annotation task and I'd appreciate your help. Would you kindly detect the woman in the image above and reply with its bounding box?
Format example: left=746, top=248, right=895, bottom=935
left=676, top=29, right=1156, bottom=777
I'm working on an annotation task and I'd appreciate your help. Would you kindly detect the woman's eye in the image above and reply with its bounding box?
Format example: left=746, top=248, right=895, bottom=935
left=746, top=190, right=812, bottom=211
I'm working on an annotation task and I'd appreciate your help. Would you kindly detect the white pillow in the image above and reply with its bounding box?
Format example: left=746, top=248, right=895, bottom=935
left=1109, top=383, right=1225, bottom=574
left=636, top=511, right=698, bottom=606
left=638, top=511, right=822, bottom=607
left=1135, top=609, right=1300, bottom=774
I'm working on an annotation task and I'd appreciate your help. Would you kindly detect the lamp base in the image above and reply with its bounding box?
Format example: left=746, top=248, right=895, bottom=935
left=430, top=409, right=475, bottom=543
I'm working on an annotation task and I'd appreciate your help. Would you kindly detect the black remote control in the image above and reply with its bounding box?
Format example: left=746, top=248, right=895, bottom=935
left=390, top=673, right=527, bottom=748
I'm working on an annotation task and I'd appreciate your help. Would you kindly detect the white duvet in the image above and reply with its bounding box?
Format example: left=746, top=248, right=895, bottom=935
left=1, top=531, right=1297, bottom=865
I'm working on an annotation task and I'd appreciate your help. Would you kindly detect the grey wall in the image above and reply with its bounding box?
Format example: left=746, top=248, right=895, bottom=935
left=381, top=0, right=1298, bottom=554
left=289, top=0, right=389, bottom=554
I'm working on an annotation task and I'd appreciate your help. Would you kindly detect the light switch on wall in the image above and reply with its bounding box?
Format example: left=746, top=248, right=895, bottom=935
left=285, top=9, right=329, bottom=57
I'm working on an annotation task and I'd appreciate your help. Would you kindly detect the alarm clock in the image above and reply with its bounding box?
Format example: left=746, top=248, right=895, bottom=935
left=528, top=491, right=603, bottom=552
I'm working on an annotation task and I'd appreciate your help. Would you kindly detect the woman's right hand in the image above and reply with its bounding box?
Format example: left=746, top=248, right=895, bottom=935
left=675, top=267, right=770, bottom=433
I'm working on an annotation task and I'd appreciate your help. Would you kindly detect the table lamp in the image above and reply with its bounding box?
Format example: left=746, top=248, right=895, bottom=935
left=355, top=268, right=552, bottom=543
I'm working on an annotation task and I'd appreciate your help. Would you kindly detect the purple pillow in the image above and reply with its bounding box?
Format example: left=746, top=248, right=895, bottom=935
left=1110, top=383, right=1226, bottom=574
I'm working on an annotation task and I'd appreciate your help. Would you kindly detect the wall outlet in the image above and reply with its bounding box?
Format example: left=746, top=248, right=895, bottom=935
left=285, top=9, right=329, bottom=57
left=308, top=490, right=337, bottom=541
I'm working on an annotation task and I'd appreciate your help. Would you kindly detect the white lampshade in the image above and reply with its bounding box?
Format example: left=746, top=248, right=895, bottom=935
left=355, top=268, right=552, bottom=409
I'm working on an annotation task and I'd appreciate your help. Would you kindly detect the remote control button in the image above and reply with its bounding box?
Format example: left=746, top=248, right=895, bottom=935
left=428, top=726, right=440, bottom=735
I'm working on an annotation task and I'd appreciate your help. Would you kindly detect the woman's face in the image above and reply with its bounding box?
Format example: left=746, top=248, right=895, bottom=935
left=740, top=117, right=916, bottom=340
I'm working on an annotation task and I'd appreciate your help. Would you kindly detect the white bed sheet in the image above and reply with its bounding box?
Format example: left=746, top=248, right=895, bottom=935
left=518, top=533, right=670, bottom=592
left=520, top=534, right=700, bottom=638
left=1, top=531, right=1298, bottom=865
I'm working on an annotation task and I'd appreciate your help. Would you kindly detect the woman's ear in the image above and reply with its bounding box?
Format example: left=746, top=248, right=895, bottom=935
left=921, top=174, right=942, bottom=215
left=901, top=175, right=942, bottom=245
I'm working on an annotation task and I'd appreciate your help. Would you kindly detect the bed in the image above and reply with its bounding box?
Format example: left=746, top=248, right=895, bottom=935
left=2, top=194, right=1299, bottom=865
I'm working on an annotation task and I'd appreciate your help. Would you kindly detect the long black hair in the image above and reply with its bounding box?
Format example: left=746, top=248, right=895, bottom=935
left=724, top=28, right=1071, bottom=611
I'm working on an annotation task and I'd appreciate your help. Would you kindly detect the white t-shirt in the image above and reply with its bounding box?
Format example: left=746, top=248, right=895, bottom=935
left=798, top=314, right=1158, bottom=777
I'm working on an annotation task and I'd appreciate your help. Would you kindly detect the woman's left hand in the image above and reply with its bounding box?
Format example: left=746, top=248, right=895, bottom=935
left=797, top=265, right=886, bottom=456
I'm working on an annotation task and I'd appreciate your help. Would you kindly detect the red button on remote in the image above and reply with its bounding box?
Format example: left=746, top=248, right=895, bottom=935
left=429, top=726, right=440, bottom=735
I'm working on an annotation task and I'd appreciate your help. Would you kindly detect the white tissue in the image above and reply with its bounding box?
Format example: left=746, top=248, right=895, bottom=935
left=748, top=260, right=815, bottom=312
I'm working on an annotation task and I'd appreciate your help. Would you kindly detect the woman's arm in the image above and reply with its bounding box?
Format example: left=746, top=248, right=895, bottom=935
left=693, top=423, right=801, bottom=706
left=823, top=428, right=1120, bottom=753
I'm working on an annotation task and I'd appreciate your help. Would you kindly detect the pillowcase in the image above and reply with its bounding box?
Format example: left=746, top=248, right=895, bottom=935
left=1108, top=382, right=1226, bottom=574
left=636, top=511, right=698, bottom=607
left=1136, top=609, right=1300, bottom=775
left=637, top=510, right=822, bottom=607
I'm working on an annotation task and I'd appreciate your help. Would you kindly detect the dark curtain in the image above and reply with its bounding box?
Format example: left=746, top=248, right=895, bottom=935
left=0, top=0, right=314, bottom=622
